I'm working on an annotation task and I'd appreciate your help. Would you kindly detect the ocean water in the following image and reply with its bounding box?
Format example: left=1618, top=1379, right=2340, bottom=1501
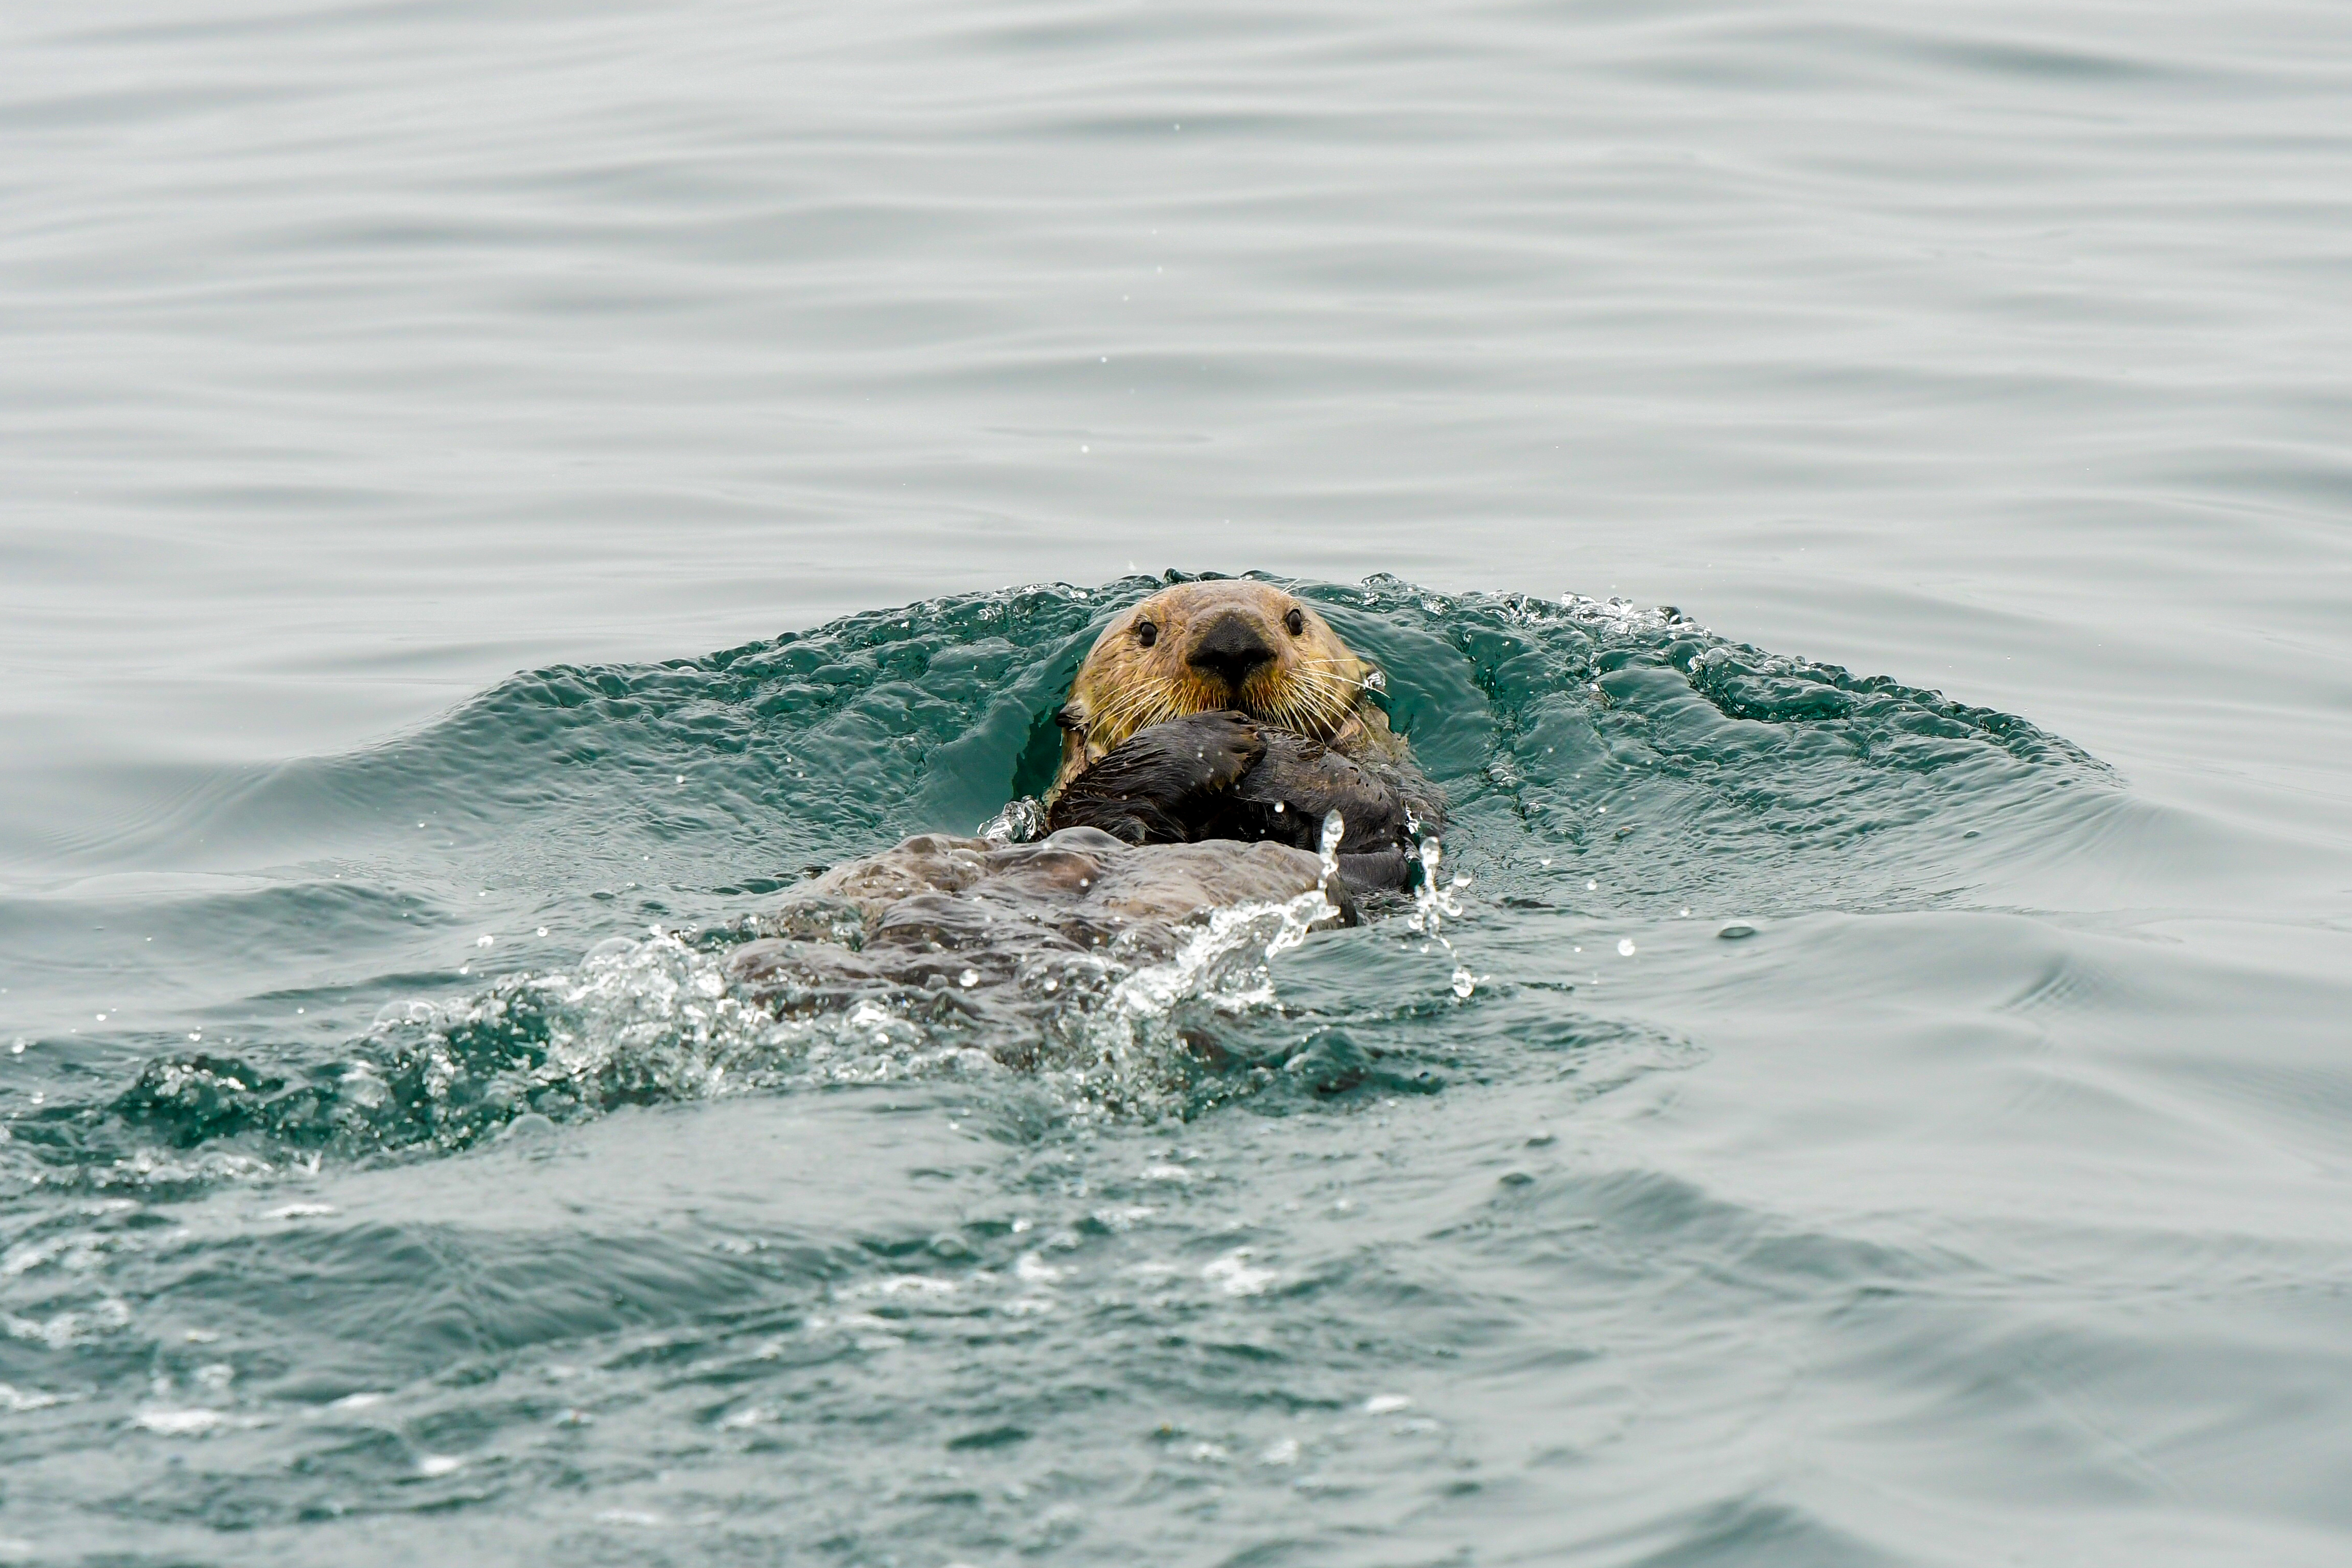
left=5, top=1, right=2351, bottom=1563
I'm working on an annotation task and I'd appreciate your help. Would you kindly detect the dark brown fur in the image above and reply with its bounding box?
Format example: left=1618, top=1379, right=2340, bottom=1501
left=1044, top=584, right=1442, bottom=891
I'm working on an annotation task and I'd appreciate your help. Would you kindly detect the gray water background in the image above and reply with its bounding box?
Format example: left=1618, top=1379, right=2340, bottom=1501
left=5, top=1, right=2352, bottom=1563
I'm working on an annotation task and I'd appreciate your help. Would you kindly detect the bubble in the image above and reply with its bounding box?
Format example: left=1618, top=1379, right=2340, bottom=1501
left=1617, top=938, right=1637, bottom=957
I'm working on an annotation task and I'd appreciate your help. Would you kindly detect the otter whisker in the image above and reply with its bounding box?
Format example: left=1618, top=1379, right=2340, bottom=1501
left=1286, top=669, right=1349, bottom=702
left=1292, top=664, right=1374, bottom=694
left=1099, top=680, right=1182, bottom=740
left=1280, top=674, right=1344, bottom=725
left=1292, top=658, right=1378, bottom=693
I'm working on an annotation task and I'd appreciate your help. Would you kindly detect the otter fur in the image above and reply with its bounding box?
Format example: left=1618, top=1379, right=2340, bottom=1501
left=723, top=827, right=1357, bottom=1064
left=1044, top=581, right=1442, bottom=890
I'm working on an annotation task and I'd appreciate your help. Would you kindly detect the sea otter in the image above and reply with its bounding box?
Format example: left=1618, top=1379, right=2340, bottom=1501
left=1043, top=580, right=1442, bottom=891
left=719, top=580, right=1438, bottom=1054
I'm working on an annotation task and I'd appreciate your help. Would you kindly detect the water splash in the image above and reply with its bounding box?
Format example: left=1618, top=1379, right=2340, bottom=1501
left=1066, top=884, right=1349, bottom=1115
left=9, top=573, right=2105, bottom=1185
left=979, top=796, right=1047, bottom=845
left=1403, top=834, right=1478, bottom=998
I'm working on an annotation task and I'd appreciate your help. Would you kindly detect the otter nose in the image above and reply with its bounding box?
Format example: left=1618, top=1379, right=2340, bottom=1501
left=1187, top=613, right=1276, bottom=690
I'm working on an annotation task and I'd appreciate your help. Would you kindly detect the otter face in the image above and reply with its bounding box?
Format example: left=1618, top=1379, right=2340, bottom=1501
left=1052, top=580, right=1387, bottom=795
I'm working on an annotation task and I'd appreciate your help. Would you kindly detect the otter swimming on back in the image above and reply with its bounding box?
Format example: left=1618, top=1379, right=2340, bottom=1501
left=719, top=579, right=1443, bottom=1055
left=1044, top=579, right=1442, bottom=891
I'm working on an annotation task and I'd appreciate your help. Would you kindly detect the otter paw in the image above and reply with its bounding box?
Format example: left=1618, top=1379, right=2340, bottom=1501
left=1129, top=710, right=1265, bottom=793
left=1045, top=711, right=1264, bottom=844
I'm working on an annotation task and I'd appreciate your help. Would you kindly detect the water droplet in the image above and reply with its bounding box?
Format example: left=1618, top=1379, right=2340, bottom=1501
left=1616, top=939, right=1636, bottom=957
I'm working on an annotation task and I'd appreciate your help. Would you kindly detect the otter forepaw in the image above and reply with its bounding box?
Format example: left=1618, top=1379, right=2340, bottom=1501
left=1044, top=711, right=1265, bottom=844
left=1129, top=710, right=1264, bottom=793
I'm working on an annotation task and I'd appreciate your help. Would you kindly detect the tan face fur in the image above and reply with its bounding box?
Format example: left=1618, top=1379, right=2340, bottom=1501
left=1049, top=581, right=1399, bottom=798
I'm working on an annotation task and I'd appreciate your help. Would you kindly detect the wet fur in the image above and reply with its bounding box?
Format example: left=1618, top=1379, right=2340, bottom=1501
left=1044, top=584, right=1443, bottom=891
left=1050, top=581, right=1405, bottom=793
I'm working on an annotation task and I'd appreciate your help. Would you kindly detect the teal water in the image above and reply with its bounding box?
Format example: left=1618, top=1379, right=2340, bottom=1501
left=6, top=3, right=2352, bottom=1564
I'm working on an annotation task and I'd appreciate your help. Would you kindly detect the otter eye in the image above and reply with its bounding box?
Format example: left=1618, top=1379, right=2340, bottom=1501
left=1284, top=607, right=1306, bottom=637
left=1136, top=620, right=1159, bottom=648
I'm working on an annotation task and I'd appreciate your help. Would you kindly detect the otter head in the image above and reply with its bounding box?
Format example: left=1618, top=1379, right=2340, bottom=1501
left=1049, top=580, right=1395, bottom=797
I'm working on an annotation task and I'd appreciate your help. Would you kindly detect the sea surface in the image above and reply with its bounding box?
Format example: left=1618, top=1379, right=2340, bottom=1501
left=5, top=2, right=2351, bottom=1564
